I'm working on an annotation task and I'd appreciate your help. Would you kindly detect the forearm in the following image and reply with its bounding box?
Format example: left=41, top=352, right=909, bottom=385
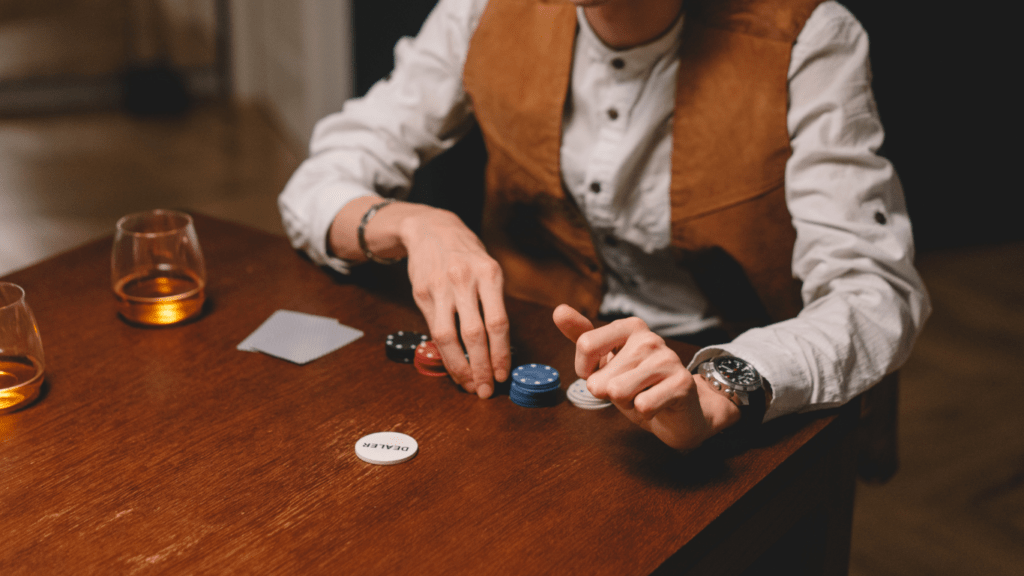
left=278, top=0, right=482, bottom=271
left=328, top=198, right=457, bottom=263
left=698, top=1, right=928, bottom=421
left=692, top=272, right=927, bottom=421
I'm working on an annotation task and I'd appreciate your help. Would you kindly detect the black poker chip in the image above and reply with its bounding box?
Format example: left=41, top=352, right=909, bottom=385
left=385, top=331, right=428, bottom=363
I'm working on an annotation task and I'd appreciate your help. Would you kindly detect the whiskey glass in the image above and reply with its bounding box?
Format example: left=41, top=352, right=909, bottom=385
left=0, top=282, right=45, bottom=414
left=111, top=210, right=207, bottom=326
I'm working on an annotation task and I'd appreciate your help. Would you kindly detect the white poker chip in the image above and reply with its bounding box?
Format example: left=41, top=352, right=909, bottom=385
left=567, top=378, right=611, bottom=409
left=568, top=394, right=611, bottom=409
left=355, top=431, right=419, bottom=465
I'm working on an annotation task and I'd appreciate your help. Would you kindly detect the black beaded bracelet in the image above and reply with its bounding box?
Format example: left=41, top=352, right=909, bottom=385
left=357, top=199, right=403, bottom=265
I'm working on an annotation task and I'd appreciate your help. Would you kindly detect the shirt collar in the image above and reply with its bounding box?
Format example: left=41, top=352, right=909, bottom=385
left=575, top=7, right=685, bottom=76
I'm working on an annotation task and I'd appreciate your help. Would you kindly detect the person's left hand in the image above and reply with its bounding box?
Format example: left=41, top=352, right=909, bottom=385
left=552, top=304, right=740, bottom=452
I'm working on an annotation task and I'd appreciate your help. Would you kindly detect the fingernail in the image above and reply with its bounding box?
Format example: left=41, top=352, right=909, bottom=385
left=477, top=384, right=493, bottom=399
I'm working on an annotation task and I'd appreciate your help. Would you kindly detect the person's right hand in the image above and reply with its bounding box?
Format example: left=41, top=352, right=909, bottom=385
left=552, top=304, right=739, bottom=452
left=400, top=206, right=511, bottom=398
left=329, top=199, right=510, bottom=398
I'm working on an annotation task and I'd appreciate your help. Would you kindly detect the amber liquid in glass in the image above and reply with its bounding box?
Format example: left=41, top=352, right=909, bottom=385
left=0, top=355, right=43, bottom=413
left=114, top=268, right=205, bottom=325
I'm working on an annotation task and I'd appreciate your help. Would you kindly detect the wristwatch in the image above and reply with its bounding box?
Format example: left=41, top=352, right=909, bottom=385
left=697, top=356, right=769, bottom=431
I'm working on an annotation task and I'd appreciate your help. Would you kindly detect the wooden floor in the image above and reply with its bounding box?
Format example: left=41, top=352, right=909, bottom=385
left=0, top=102, right=298, bottom=275
left=2, top=98, right=1023, bottom=573
left=849, top=241, right=1024, bottom=576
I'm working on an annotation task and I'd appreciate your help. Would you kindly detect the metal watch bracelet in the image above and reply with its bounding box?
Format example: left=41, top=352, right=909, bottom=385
left=697, top=358, right=768, bottom=435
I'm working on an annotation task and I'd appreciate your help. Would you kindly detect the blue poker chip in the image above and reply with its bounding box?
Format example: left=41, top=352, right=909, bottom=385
left=509, top=363, right=562, bottom=408
left=512, top=380, right=560, bottom=394
left=511, top=364, right=560, bottom=391
left=509, top=384, right=560, bottom=408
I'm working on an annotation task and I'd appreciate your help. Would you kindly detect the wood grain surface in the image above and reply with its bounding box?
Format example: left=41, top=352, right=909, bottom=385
left=0, top=215, right=852, bottom=575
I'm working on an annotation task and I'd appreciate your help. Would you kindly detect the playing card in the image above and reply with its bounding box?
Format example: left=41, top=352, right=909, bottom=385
left=238, top=309, right=363, bottom=364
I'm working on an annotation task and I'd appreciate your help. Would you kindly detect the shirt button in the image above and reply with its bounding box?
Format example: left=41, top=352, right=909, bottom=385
left=874, top=212, right=887, bottom=224
left=607, top=108, right=619, bottom=120
left=611, top=58, right=625, bottom=70
left=589, top=181, right=601, bottom=193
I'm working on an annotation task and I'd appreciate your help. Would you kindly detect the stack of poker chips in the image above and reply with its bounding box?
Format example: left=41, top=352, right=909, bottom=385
left=385, top=331, right=429, bottom=363
left=509, top=364, right=561, bottom=408
left=565, top=378, right=612, bottom=410
left=414, top=341, right=448, bottom=377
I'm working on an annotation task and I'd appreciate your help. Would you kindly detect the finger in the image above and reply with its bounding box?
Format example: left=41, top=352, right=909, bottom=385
left=552, top=304, right=593, bottom=343
left=428, top=299, right=474, bottom=392
left=573, top=316, right=646, bottom=379
left=632, top=369, right=696, bottom=420
left=486, top=320, right=511, bottom=386
left=588, top=339, right=666, bottom=407
left=452, top=286, right=493, bottom=398
left=478, top=264, right=511, bottom=386
left=585, top=326, right=666, bottom=401
left=410, top=279, right=437, bottom=335
left=601, top=364, right=664, bottom=412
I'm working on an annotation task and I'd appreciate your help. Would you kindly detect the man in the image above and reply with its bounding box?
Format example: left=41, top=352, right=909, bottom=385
left=279, top=0, right=930, bottom=451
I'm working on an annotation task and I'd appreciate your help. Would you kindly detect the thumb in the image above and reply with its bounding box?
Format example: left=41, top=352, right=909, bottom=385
left=552, top=303, right=594, bottom=343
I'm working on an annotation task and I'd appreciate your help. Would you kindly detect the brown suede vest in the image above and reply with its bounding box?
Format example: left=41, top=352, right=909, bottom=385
left=463, top=0, right=822, bottom=328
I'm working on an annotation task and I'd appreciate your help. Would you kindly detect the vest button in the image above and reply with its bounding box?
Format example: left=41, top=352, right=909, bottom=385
left=607, top=108, right=619, bottom=120
left=589, top=182, right=601, bottom=193
left=611, top=58, right=625, bottom=69
left=604, top=234, right=618, bottom=247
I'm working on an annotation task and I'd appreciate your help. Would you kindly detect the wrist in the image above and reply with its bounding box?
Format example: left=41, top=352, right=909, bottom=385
left=395, top=204, right=461, bottom=249
left=358, top=199, right=403, bottom=264
left=694, top=373, right=743, bottom=436
left=697, top=356, right=771, bottom=438
left=329, top=197, right=435, bottom=262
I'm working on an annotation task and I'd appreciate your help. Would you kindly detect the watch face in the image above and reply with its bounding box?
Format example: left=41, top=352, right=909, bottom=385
left=713, top=357, right=761, bottom=390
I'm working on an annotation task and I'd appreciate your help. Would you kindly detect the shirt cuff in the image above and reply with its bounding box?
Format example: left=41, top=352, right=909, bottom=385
left=299, top=184, right=381, bottom=274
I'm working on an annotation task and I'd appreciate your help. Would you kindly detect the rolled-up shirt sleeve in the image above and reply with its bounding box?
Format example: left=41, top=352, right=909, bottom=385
left=689, top=2, right=932, bottom=421
left=278, top=0, right=483, bottom=272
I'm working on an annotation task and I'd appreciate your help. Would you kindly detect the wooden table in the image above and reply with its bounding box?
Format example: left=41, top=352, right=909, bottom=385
left=0, top=214, right=859, bottom=575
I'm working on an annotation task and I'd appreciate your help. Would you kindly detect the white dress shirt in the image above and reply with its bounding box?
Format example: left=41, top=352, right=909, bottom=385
left=278, top=0, right=931, bottom=421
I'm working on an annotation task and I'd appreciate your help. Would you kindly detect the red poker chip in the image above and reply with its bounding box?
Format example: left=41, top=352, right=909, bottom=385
left=416, top=364, right=449, bottom=377
left=414, top=341, right=445, bottom=368
left=415, top=341, right=441, bottom=357
left=415, top=355, right=444, bottom=366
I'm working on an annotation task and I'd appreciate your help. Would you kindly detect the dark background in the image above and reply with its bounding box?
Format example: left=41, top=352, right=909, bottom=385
left=352, top=1, right=1019, bottom=251
left=352, top=0, right=487, bottom=234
